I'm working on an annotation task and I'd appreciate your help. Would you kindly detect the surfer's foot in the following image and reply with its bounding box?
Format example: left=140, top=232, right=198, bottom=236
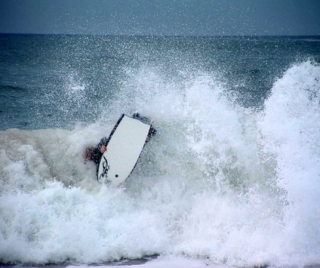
left=132, top=113, right=150, bottom=124
left=146, top=126, right=157, bottom=142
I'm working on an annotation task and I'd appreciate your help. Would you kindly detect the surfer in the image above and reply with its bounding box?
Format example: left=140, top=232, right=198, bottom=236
left=84, top=113, right=156, bottom=168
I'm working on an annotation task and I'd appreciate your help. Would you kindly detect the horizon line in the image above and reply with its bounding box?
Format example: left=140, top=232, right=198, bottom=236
left=1, top=33, right=320, bottom=38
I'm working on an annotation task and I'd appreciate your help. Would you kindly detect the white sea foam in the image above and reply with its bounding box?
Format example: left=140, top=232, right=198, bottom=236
left=0, top=61, right=319, bottom=266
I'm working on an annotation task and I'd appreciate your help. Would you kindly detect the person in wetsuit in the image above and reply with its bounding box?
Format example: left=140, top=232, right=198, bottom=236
left=85, top=113, right=156, bottom=169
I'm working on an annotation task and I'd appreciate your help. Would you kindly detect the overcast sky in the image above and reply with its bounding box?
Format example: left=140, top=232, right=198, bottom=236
left=1, top=0, right=320, bottom=36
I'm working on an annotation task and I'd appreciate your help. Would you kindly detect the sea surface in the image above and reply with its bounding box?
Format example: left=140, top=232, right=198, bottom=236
left=0, top=34, right=320, bottom=267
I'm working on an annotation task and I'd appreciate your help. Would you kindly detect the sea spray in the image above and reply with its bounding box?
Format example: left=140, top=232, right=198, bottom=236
left=1, top=61, right=320, bottom=266
left=1, top=34, right=320, bottom=267
left=259, top=60, right=320, bottom=264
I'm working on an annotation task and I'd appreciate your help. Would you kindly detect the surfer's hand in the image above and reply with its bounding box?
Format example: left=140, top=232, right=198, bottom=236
left=101, top=145, right=107, bottom=153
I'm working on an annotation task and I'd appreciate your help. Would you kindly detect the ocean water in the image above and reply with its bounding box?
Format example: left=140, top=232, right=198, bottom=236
left=0, top=35, right=320, bottom=267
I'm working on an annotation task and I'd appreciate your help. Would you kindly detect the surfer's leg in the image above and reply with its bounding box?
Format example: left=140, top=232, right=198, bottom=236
left=146, top=126, right=157, bottom=142
left=132, top=113, right=149, bottom=124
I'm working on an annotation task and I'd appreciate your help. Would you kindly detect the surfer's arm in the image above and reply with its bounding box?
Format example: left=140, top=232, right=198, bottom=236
left=101, top=145, right=107, bottom=153
left=96, top=137, right=109, bottom=152
left=100, top=137, right=108, bottom=153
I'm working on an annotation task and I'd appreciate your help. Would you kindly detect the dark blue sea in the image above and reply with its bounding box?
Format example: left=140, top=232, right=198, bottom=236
left=0, top=34, right=320, bottom=267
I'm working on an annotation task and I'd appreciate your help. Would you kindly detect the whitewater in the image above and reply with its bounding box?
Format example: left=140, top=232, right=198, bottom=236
left=0, top=35, right=320, bottom=267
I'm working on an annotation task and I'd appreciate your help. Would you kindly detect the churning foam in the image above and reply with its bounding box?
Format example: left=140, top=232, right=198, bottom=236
left=258, top=60, right=320, bottom=264
left=0, top=61, right=319, bottom=266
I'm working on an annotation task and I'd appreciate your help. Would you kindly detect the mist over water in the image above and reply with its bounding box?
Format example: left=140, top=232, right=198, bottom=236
left=0, top=35, right=320, bottom=266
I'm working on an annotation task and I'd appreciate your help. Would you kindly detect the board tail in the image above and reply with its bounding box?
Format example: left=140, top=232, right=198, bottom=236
left=132, top=113, right=157, bottom=142
left=132, top=113, right=151, bottom=124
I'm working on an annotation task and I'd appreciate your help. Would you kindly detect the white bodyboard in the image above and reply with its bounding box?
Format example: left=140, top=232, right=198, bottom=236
left=97, top=114, right=151, bottom=187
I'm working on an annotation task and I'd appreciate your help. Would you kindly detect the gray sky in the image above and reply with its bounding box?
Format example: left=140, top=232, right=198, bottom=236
left=1, top=0, right=320, bottom=36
